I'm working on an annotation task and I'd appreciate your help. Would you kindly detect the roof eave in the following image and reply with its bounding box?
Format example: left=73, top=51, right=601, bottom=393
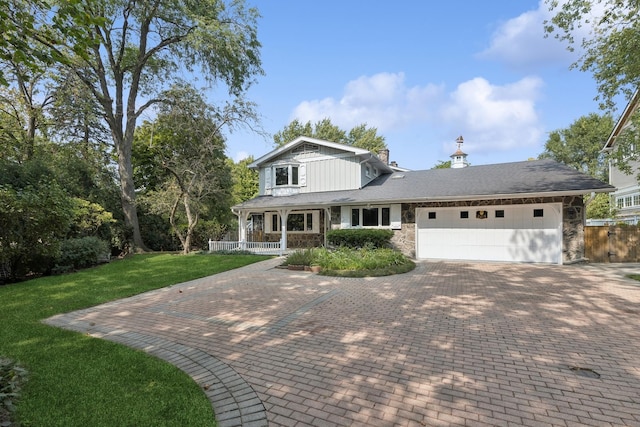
left=231, top=188, right=615, bottom=211
left=603, top=89, right=640, bottom=150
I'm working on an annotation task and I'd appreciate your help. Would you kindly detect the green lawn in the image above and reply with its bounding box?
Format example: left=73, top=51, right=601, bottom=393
left=0, top=253, right=270, bottom=427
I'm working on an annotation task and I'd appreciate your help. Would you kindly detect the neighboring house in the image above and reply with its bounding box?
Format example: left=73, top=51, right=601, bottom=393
left=232, top=136, right=614, bottom=264
left=602, top=90, right=640, bottom=224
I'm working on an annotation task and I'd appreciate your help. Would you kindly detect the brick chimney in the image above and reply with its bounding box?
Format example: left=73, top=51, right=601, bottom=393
left=378, top=148, right=389, bottom=165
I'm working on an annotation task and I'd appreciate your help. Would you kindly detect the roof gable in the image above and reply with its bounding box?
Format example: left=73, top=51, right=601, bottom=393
left=249, top=136, right=372, bottom=168
left=603, top=89, right=640, bottom=151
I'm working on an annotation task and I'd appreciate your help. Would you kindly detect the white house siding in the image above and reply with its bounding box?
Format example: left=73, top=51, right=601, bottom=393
left=610, top=158, right=640, bottom=189
left=609, top=159, right=640, bottom=221
left=304, top=155, right=360, bottom=193
left=259, top=151, right=362, bottom=195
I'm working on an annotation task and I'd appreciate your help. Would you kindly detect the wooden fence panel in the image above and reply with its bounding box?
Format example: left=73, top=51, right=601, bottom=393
left=585, top=225, right=640, bottom=263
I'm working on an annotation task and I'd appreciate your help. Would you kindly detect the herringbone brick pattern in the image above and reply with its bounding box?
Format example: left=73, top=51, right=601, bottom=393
left=47, top=259, right=640, bottom=426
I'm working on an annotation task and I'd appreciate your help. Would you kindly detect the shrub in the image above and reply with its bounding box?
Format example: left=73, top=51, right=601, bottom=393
left=55, top=237, right=110, bottom=272
left=326, top=229, right=394, bottom=249
left=0, top=358, right=28, bottom=425
left=311, top=247, right=415, bottom=277
left=283, top=249, right=316, bottom=266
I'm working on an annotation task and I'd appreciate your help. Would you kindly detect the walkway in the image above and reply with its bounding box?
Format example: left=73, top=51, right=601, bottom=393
left=46, top=259, right=640, bottom=426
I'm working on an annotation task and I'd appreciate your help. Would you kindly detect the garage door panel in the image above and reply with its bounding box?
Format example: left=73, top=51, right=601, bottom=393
left=416, top=204, right=562, bottom=264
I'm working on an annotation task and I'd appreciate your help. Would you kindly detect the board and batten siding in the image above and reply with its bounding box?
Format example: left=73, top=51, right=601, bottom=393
left=610, top=158, right=640, bottom=190
left=304, top=155, right=360, bottom=193
left=258, top=152, right=364, bottom=195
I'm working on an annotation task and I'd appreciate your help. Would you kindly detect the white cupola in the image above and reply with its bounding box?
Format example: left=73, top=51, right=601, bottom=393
left=450, top=135, right=469, bottom=168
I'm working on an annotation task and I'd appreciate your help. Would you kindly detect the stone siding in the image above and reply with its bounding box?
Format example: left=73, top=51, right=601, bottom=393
left=388, top=196, right=585, bottom=263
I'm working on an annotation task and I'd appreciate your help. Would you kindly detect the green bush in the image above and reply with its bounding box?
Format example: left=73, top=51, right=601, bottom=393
left=326, top=229, right=394, bottom=249
left=283, top=248, right=316, bottom=266
left=0, top=357, right=28, bottom=424
left=55, top=237, right=110, bottom=272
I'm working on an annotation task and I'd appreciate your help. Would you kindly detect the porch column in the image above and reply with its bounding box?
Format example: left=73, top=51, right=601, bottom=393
left=324, top=207, right=331, bottom=248
left=278, top=208, right=290, bottom=255
left=237, top=209, right=250, bottom=250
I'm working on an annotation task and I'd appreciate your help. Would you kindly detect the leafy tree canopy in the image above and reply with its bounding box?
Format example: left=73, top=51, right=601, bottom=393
left=538, top=112, right=613, bottom=180
left=273, top=118, right=387, bottom=153
left=545, top=0, right=640, bottom=109
left=538, top=113, right=615, bottom=218
left=432, top=160, right=451, bottom=169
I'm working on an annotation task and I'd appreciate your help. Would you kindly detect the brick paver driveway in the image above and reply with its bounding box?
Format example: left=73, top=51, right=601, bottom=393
left=47, top=259, right=640, bottom=426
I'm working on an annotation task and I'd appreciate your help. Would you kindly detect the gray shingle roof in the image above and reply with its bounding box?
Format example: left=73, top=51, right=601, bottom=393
left=233, top=159, right=615, bottom=210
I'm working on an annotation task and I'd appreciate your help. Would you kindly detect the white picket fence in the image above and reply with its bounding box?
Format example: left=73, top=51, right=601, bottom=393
left=208, top=240, right=282, bottom=255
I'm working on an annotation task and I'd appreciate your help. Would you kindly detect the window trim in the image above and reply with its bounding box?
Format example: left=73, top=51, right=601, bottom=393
left=350, top=206, right=392, bottom=228
left=266, top=210, right=319, bottom=234
left=273, top=164, right=300, bottom=187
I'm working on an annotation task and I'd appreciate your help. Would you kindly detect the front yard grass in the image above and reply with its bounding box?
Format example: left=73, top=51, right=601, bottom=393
left=0, top=253, right=269, bottom=427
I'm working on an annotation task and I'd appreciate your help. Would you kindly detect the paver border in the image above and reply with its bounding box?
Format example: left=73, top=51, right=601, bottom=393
left=44, top=314, right=268, bottom=427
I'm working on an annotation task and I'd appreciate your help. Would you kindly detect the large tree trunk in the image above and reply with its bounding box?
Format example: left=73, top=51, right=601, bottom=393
left=115, top=134, right=148, bottom=252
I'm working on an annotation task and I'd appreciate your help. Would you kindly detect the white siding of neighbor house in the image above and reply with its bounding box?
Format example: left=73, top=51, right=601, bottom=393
left=257, top=145, right=365, bottom=195
left=610, top=158, right=640, bottom=190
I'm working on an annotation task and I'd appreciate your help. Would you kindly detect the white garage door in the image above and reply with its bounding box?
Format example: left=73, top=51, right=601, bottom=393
left=416, top=204, right=563, bottom=264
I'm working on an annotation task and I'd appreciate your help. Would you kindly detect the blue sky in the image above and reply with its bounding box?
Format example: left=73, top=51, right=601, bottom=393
left=224, top=0, right=610, bottom=170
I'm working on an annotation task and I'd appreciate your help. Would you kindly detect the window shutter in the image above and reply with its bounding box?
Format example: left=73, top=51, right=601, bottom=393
left=264, top=167, right=272, bottom=189
left=390, top=204, right=402, bottom=229
left=312, top=210, right=319, bottom=233
left=340, top=206, right=350, bottom=228
left=299, top=163, right=307, bottom=186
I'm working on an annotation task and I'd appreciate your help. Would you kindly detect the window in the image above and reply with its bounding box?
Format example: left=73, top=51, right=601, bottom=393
left=460, top=211, right=469, bottom=219
left=533, top=209, right=544, bottom=218
left=351, top=209, right=360, bottom=227
left=351, top=207, right=391, bottom=227
left=625, top=196, right=633, bottom=207
left=287, top=214, right=305, bottom=231
left=495, top=210, right=505, bottom=218
left=267, top=210, right=319, bottom=233
left=634, top=195, right=640, bottom=206
left=428, top=212, right=436, bottom=219
left=274, top=165, right=299, bottom=186
left=365, top=165, right=371, bottom=178
left=617, top=197, right=624, bottom=209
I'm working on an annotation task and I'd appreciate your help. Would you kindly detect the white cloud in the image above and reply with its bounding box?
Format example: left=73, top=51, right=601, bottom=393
left=477, top=0, right=576, bottom=68
left=292, top=72, right=443, bottom=131
left=440, top=76, right=545, bottom=152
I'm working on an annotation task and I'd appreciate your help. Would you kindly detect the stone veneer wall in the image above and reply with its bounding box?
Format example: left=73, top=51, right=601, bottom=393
left=388, top=196, right=585, bottom=263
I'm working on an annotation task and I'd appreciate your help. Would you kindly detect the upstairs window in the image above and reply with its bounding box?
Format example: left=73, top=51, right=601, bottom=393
left=275, top=165, right=299, bottom=186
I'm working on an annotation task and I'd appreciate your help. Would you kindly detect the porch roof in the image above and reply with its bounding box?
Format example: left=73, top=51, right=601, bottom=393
left=233, top=159, right=615, bottom=211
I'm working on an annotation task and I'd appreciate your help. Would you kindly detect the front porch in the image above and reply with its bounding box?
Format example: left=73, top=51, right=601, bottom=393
left=211, top=207, right=331, bottom=255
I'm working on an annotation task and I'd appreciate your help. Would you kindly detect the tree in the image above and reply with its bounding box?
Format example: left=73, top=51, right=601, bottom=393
left=432, top=160, right=451, bottom=169
left=0, top=158, right=74, bottom=280
left=16, top=0, right=263, bottom=251
left=273, top=118, right=388, bottom=153
left=539, top=113, right=614, bottom=218
left=545, top=0, right=640, bottom=110
left=0, top=64, right=52, bottom=162
left=133, top=85, right=234, bottom=254
left=229, top=156, right=259, bottom=205
left=539, top=113, right=613, bottom=181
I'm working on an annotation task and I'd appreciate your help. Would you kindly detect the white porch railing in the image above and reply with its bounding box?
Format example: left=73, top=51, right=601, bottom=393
left=208, top=240, right=282, bottom=255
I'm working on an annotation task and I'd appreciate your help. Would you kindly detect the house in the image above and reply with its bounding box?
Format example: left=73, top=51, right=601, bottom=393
left=231, top=136, right=614, bottom=264
left=602, top=89, right=640, bottom=224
